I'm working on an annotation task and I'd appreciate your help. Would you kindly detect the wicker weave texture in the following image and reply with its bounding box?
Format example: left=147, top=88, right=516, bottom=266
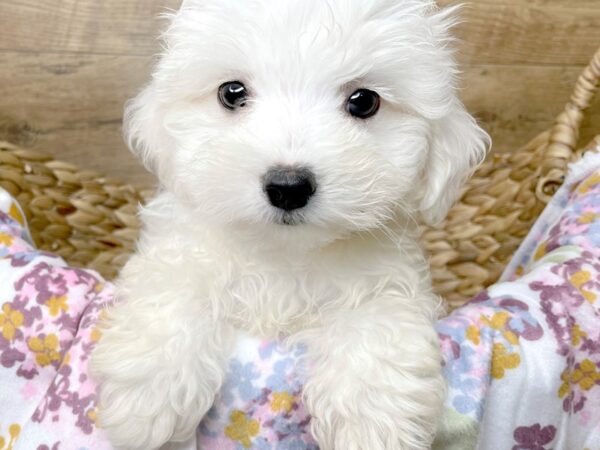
left=0, top=142, right=152, bottom=279
left=0, top=47, right=598, bottom=309
left=427, top=46, right=600, bottom=309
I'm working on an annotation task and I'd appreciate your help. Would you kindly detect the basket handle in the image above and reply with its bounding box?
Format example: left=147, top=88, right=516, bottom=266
left=540, top=47, right=600, bottom=178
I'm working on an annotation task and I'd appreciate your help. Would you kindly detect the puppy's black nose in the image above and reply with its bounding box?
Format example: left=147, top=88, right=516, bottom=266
left=263, top=167, right=317, bottom=211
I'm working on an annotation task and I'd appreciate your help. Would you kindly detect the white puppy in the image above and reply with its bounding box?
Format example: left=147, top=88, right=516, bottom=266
left=91, top=0, right=489, bottom=449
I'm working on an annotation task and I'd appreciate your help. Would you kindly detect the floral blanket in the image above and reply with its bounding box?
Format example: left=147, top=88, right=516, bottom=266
left=1, top=152, right=600, bottom=450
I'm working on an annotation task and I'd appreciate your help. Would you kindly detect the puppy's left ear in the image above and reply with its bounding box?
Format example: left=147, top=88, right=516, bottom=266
left=418, top=104, right=489, bottom=225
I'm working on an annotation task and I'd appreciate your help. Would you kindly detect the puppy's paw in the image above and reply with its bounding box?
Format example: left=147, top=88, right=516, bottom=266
left=97, top=387, right=178, bottom=450
left=96, top=376, right=212, bottom=450
left=312, top=414, right=433, bottom=450
left=92, top=327, right=219, bottom=450
left=304, top=368, right=444, bottom=450
left=310, top=405, right=439, bottom=450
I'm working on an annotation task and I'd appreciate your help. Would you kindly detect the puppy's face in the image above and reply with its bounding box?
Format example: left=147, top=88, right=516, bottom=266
left=127, top=0, right=488, bottom=249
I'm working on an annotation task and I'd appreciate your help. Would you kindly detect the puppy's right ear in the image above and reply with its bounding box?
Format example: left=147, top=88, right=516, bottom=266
left=417, top=104, right=489, bottom=226
left=123, top=85, right=173, bottom=183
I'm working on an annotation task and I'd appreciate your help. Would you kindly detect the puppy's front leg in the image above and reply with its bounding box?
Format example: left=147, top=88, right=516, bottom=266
left=91, top=251, right=232, bottom=450
left=302, top=295, right=445, bottom=450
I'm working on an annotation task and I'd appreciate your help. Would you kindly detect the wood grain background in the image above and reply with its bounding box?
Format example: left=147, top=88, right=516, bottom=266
left=1, top=0, right=599, bottom=186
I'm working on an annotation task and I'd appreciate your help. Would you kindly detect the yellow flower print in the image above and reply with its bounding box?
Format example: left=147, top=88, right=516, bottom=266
left=571, top=359, right=600, bottom=391
left=577, top=173, right=600, bottom=194
left=514, top=265, right=525, bottom=277
left=491, top=343, right=520, bottom=379
left=87, top=408, right=97, bottom=424
left=569, top=271, right=597, bottom=304
left=0, top=233, right=13, bottom=247
left=271, top=392, right=295, bottom=413
left=8, top=203, right=25, bottom=227
left=46, top=295, right=68, bottom=317
left=534, top=241, right=548, bottom=262
left=60, top=351, right=71, bottom=369
left=91, top=327, right=102, bottom=343
left=27, top=334, right=61, bottom=367
left=578, top=212, right=600, bottom=225
left=481, top=312, right=519, bottom=345
left=558, top=359, right=600, bottom=398
left=466, top=325, right=480, bottom=345
left=558, top=368, right=571, bottom=399
left=90, top=310, right=107, bottom=343
left=224, top=410, right=260, bottom=448
left=0, top=303, right=24, bottom=341
left=0, top=423, right=21, bottom=450
left=571, top=324, right=588, bottom=346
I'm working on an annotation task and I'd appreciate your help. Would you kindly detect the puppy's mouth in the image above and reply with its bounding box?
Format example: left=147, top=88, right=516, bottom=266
left=276, top=212, right=304, bottom=226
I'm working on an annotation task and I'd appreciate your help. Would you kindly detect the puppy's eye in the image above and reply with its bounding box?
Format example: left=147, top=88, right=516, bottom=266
left=218, top=81, right=248, bottom=110
left=346, top=89, right=381, bottom=119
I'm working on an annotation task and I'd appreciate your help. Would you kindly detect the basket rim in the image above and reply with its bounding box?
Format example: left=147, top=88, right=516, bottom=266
left=541, top=46, right=600, bottom=178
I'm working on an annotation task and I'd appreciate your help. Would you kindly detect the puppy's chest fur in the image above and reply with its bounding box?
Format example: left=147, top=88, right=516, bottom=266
left=140, top=193, right=433, bottom=338
left=203, top=237, right=431, bottom=337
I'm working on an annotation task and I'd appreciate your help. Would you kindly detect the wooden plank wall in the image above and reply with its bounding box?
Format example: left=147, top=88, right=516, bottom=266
left=1, top=0, right=599, bottom=186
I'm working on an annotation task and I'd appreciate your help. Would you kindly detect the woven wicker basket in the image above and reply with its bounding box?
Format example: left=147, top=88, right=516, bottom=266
left=1, top=47, right=599, bottom=310
left=427, top=46, right=600, bottom=309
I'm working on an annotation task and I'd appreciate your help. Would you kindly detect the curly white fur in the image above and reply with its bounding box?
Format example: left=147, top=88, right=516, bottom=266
left=91, top=1, right=489, bottom=449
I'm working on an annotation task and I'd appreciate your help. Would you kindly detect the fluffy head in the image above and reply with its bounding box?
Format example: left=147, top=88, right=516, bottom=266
left=126, top=0, right=489, bottom=250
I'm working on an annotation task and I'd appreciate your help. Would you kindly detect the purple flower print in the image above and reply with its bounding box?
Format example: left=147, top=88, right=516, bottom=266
left=14, top=262, right=69, bottom=306
left=1, top=346, right=25, bottom=369
left=36, top=443, right=60, bottom=450
left=512, top=424, right=556, bottom=450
